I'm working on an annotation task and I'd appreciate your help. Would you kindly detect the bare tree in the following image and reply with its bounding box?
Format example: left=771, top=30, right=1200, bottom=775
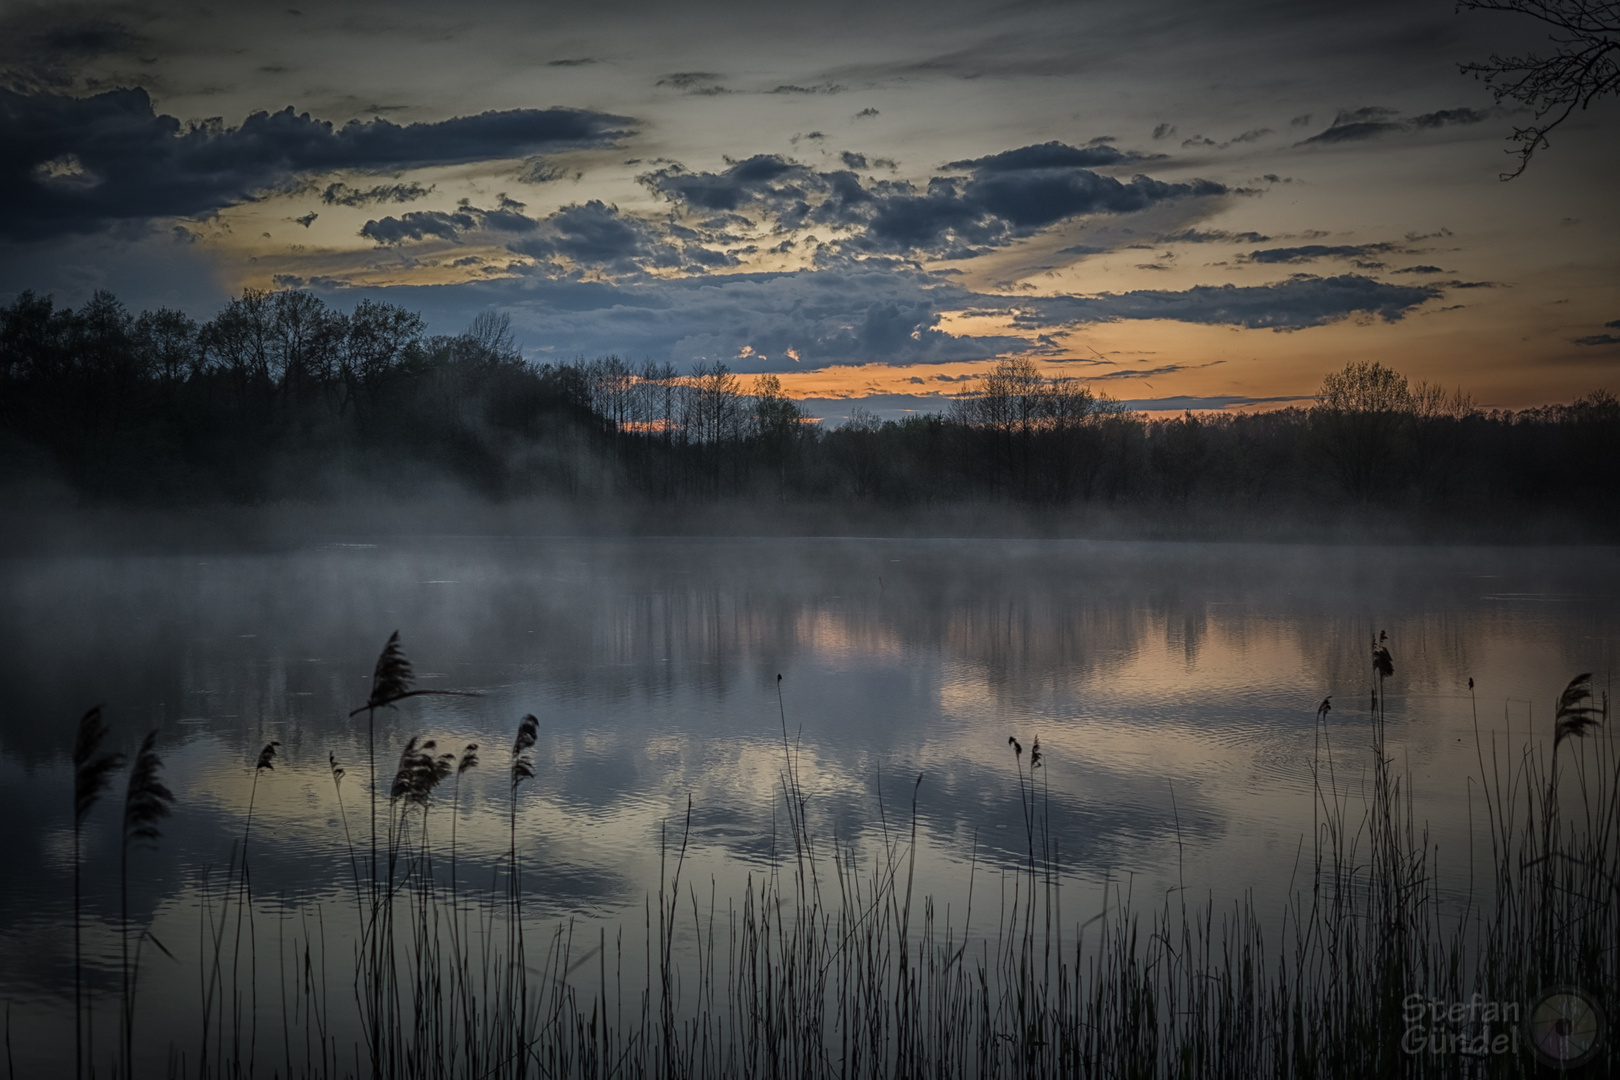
left=1458, top=0, right=1620, bottom=177
left=1311, top=360, right=1414, bottom=500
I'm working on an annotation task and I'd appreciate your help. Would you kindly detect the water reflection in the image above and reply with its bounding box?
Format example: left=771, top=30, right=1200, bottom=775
left=0, top=539, right=1615, bottom=1018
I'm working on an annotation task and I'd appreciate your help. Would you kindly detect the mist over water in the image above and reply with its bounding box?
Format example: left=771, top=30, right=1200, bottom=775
left=0, top=535, right=1615, bottom=1072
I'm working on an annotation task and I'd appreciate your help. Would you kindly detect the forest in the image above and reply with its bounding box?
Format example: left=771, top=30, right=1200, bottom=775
left=1, top=287, right=1616, bottom=535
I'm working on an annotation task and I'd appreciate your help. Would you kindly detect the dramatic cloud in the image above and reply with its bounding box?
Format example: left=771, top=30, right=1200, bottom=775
left=0, top=11, right=139, bottom=90
left=321, top=181, right=435, bottom=207
left=641, top=142, right=1224, bottom=258
left=358, top=197, right=750, bottom=277
left=641, top=155, right=815, bottom=213
left=359, top=268, right=1030, bottom=372
left=361, top=209, right=486, bottom=245
left=1297, top=106, right=1491, bottom=146
left=0, top=86, right=633, bottom=240
left=360, top=199, right=542, bottom=245
left=1298, top=107, right=1406, bottom=144
left=312, top=265, right=1445, bottom=382
left=657, top=72, right=728, bottom=95
left=1245, top=243, right=1397, bottom=264
left=1017, top=274, right=1439, bottom=331
left=1160, top=228, right=1271, bottom=244
left=942, top=141, right=1149, bottom=170
left=771, top=83, right=844, bottom=95
left=508, top=200, right=683, bottom=275
left=1410, top=108, right=1492, bottom=129
left=1180, top=128, right=1272, bottom=150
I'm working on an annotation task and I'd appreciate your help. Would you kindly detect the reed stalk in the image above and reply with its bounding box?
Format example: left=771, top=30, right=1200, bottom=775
left=71, top=707, right=122, bottom=1080
left=119, top=730, right=173, bottom=1079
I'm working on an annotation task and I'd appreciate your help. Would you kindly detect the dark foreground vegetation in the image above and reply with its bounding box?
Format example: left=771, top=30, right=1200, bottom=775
left=2, top=287, right=1617, bottom=537
left=64, top=631, right=1616, bottom=1078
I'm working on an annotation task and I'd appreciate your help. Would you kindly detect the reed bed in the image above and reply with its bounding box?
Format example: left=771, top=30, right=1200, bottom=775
left=67, top=634, right=1614, bottom=1079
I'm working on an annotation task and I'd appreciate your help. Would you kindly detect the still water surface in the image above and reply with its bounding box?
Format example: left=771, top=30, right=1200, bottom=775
left=0, top=537, right=1615, bottom=1071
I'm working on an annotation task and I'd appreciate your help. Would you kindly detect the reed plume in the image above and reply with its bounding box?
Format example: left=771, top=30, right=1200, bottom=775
left=450, top=744, right=478, bottom=900
left=72, top=706, right=123, bottom=1080
left=75, top=706, right=124, bottom=824
left=346, top=633, right=479, bottom=1080
left=1372, top=631, right=1394, bottom=679
left=350, top=631, right=481, bottom=719
left=510, top=716, right=538, bottom=791
left=349, top=634, right=479, bottom=908
left=507, top=715, right=539, bottom=1074
left=121, top=730, right=174, bottom=1078
left=386, top=737, right=449, bottom=918
left=391, top=738, right=454, bottom=810
left=1553, top=672, right=1606, bottom=751
left=329, top=752, right=363, bottom=916
left=244, top=740, right=279, bottom=861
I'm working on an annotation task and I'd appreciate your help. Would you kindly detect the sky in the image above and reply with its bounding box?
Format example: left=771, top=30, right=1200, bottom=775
left=1, top=0, right=1616, bottom=420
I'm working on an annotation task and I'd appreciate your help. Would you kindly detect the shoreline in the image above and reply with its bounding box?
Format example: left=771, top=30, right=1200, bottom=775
left=4, top=495, right=1616, bottom=555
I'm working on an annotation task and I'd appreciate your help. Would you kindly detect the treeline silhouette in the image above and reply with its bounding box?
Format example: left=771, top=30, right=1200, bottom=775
left=1, top=288, right=1616, bottom=529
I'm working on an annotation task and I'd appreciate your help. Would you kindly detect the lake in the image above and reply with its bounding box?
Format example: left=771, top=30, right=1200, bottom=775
left=0, top=536, right=1615, bottom=1075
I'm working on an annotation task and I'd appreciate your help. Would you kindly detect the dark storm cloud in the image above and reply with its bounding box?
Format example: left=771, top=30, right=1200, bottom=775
left=360, top=200, right=541, bottom=246
left=1245, top=243, right=1396, bottom=264
left=1297, top=105, right=1491, bottom=146
left=508, top=200, right=681, bottom=275
left=1410, top=107, right=1491, bottom=129
left=770, top=83, right=845, bottom=94
left=359, top=196, right=735, bottom=276
left=1574, top=334, right=1620, bottom=346
left=321, top=181, right=435, bottom=207
left=0, top=86, right=633, bottom=240
left=315, top=260, right=1444, bottom=378
left=1160, top=228, right=1271, bottom=244
left=1180, top=128, right=1272, bottom=150
left=1017, top=274, right=1439, bottom=331
left=1298, top=107, right=1406, bottom=144
left=377, top=267, right=1032, bottom=371
left=942, top=141, right=1149, bottom=170
left=657, top=72, right=729, bottom=94
left=853, top=170, right=1223, bottom=255
left=0, top=10, right=140, bottom=91
left=644, top=154, right=814, bottom=212
left=641, top=143, right=1224, bottom=258
left=361, top=209, right=484, bottom=245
